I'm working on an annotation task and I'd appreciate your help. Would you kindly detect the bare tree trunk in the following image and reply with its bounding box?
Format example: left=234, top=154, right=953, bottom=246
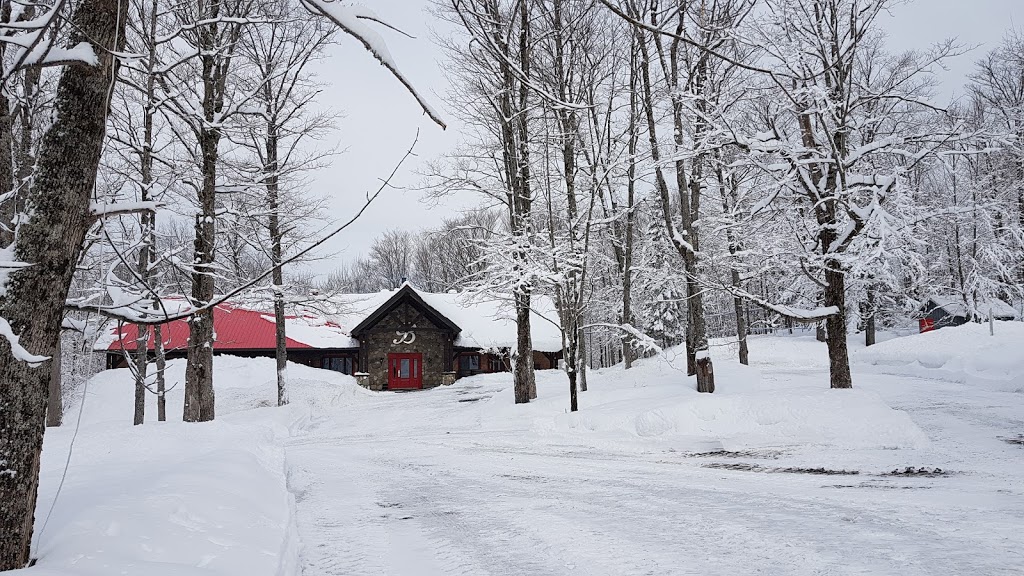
left=623, top=52, right=638, bottom=370
left=183, top=34, right=225, bottom=422
left=0, top=0, right=126, bottom=566
left=558, top=299, right=579, bottom=410
left=513, top=290, right=534, bottom=404
left=864, top=284, right=877, bottom=347
left=46, top=339, right=62, bottom=427
left=565, top=319, right=581, bottom=409
left=634, top=23, right=705, bottom=389
left=548, top=0, right=586, bottom=409
left=131, top=0, right=161, bottom=426
left=265, top=118, right=288, bottom=406
left=642, top=6, right=714, bottom=392
left=0, top=89, right=13, bottom=247
left=578, top=325, right=588, bottom=391
left=517, top=0, right=537, bottom=402
left=155, top=323, right=166, bottom=421
left=824, top=265, right=853, bottom=388
left=133, top=324, right=149, bottom=425
left=680, top=64, right=713, bottom=393
left=17, top=66, right=40, bottom=187
left=732, top=278, right=749, bottom=365
left=274, top=291, right=287, bottom=406
left=184, top=233, right=216, bottom=421
left=717, top=162, right=748, bottom=365
left=685, top=319, right=696, bottom=375
left=183, top=129, right=218, bottom=422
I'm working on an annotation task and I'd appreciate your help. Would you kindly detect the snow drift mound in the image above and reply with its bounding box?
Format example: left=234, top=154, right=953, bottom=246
left=27, top=356, right=360, bottom=576
left=555, top=389, right=927, bottom=450
left=32, top=421, right=298, bottom=576
left=852, top=322, right=1024, bottom=392
left=538, top=345, right=928, bottom=451
left=74, top=354, right=371, bottom=427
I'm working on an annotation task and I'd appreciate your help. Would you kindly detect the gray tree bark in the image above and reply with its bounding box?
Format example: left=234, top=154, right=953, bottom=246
left=513, top=290, right=535, bottom=404
left=132, top=0, right=162, bottom=426
left=622, top=59, right=638, bottom=370
left=184, top=6, right=237, bottom=422
left=155, top=323, right=166, bottom=421
left=46, top=340, right=62, bottom=427
left=864, top=285, right=877, bottom=347
left=634, top=14, right=713, bottom=392
left=133, top=324, right=149, bottom=425
left=578, top=326, right=588, bottom=391
left=0, top=0, right=126, bottom=566
left=266, top=120, right=288, bottom=407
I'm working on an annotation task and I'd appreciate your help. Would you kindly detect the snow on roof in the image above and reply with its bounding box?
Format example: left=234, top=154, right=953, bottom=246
left=325, top=284, right=563, bottom=352
left=97, top=285, right=564, bottom=353
left=925, top=295, right=1019, bottom=320
left=97, top=303, right=353, bottom=352
left=419, top=289, right=563, bottom=352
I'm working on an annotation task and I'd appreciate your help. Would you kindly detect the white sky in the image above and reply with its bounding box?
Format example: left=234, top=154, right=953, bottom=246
left=299, top=0, right=1021, bottom=276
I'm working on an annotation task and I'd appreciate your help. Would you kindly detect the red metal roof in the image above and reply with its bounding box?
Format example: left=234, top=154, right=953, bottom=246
left=105, top=303, right=342, bottom=352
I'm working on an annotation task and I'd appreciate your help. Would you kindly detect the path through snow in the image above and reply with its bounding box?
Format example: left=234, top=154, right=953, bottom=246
left=285, top=337, right=1024, bottom=575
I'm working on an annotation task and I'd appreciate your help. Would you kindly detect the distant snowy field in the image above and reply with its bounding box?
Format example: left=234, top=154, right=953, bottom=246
left=17, top=322, right=1024, bottom=575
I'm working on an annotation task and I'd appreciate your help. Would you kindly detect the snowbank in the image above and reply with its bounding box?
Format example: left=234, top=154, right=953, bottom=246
left=75, top=354, right=371, bottom=428
left=483, top=345, right=929, bottom=452
left=852, top=321, right=1024, bottom=392
left=20, top=356, right=364, bottom=576
left=553, top=387, right=928, bottom=450
left=29, top=422, right=297, bottom=576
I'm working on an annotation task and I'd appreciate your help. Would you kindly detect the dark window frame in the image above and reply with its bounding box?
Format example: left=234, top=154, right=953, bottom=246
left=321, top=355, right=355, bottom=375
left=459, top=353, right=481, bottom=375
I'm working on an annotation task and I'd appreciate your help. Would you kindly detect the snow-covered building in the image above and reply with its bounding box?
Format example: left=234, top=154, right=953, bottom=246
left=918, top=295, right=1019, bottom=332
left=99, top=283, right=564, bottom=390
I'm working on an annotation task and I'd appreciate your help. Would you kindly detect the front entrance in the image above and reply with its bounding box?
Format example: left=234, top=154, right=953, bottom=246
left=387, top=353, right=423, bottom=390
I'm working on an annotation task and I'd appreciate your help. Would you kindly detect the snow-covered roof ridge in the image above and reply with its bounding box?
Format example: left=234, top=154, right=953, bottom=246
left=332, top=283, right=563, bottom=352
left=95, top=286, right=564, bottom=353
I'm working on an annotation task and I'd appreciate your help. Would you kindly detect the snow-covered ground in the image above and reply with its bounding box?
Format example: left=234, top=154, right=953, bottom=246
left=17, top=324, right=1024, bottom=575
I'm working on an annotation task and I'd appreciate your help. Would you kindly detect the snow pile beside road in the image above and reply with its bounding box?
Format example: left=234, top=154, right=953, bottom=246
left=852, top=322, right=1024, bottom=392
left=77, top=354, right=371, bottom=427
left=537, top=347, right=927, bottom=451
left=30, top=421, right=298, bottom=576
left=560, top=388, right=927, bottom=450
left=21, top=356, right=361, bottom=576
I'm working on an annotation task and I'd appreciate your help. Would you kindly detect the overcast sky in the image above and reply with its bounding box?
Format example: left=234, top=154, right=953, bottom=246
left=299, top=0, right=1021, bottom=276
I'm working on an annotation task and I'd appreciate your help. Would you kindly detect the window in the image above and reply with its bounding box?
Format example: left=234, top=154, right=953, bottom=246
left=459, top=354, right=480, bottom=374
left=322, top=356, right=354, bottom=375
left=489, top=356, right=505, bottom=372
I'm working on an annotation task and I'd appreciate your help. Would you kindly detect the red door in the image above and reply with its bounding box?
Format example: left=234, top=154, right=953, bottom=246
left=388, top=353, right=423, bottom=390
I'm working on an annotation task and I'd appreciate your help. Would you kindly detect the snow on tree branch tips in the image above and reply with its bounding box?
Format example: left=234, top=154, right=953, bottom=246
left=18, top=42, right=99, bottom=69
left=299, top=0, right=446, bottom=129
left=89, top=201, right=165, bottom=218
left=0, top=317, right=49, bottom=366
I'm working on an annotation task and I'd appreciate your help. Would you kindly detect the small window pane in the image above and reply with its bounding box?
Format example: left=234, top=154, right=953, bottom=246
left=459, top=355, right=480, bottom=372
left=323, top=357, right=354, bottom=375
left=400, top=358, right=410, bottom=378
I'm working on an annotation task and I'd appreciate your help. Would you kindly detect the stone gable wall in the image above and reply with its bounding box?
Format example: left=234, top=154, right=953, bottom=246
left=360, top=301, right=455, bottom=390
